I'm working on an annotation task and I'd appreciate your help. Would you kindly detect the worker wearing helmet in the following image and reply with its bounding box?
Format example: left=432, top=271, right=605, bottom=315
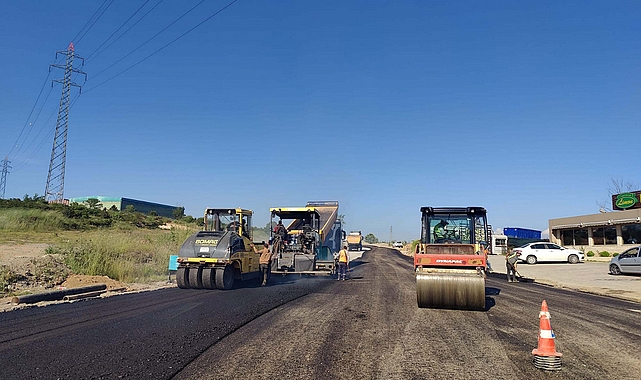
left=433, top=220, right=449, bottom=242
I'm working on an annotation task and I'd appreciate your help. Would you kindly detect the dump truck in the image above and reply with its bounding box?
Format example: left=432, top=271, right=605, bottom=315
left=346, top=231, right=363, bottom=251
left=175, top=208, right=261, bottom=290
left=269, top=201, right=343, bottom=274
left=414, top=206, right=488, bottom=311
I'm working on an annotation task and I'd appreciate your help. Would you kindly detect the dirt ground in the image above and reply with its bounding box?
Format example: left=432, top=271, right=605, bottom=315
left=0, top=243, right=171, bottom=313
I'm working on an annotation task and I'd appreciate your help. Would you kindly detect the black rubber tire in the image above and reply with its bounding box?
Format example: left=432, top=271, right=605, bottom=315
left=568, top=254, right=579, bottom=264
left=188, top=266, right=203, bottom=289
left=526, top=255, right=537, bottom=265
left=215, top=265, right=235, bottom=290
left=610, top=264, right=621, bottom=275
left=176, top=267, right=189, bottom=289
left=201, top=268, right=216, bottom=289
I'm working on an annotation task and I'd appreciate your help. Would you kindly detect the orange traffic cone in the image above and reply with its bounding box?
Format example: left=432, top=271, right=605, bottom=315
left=532, top=300, right=562, bottom=371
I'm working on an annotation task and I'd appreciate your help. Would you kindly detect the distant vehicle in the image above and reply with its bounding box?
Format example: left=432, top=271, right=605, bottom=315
left=491, top=234, right=508, bottom=255
left=609, top=246, right=640, bottom=275
left=392, top=241, right=403, bottom=248
left=346, top=231, right=363, bottom=251
left=515, top=242, right=584, bottom=264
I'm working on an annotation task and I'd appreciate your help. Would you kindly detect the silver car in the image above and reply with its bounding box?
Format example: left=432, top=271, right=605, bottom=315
left=609, top=246, right=641, bottom=275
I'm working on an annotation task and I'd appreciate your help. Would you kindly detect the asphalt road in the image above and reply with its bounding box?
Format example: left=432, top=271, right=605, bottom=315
left=1, top=246, right=640, bottom=380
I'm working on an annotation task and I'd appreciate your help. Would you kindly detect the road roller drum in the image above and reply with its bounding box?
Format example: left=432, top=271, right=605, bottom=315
left=416, top=269, right=486, bottom=311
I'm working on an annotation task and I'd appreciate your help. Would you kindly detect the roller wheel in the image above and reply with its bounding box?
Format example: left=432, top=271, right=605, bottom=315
left=215, top=265, right=235, bottom=290
left=201, top=268, right=217, bottom=289
left=568, top=254, right=579, bottom=264
left=416, top=272, right=485, bottom=311
left=176, top=267, right=189, bottom=289
left=188, top=266, right=203, bottom=289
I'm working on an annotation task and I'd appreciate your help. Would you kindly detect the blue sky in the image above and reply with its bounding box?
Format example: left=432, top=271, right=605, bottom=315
left=1, top=1, right=640, bottom=241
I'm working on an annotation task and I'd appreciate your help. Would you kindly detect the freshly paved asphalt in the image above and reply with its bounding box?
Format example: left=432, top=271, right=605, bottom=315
left=1, top=246, right=639, bottom=379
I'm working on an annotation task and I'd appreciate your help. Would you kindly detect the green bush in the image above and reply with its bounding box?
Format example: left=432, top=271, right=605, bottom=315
left=598, top=251, right=611, bottom=257
left=586, top=251, right=595, bottom=257
left=613, top=252, right=619, bottom=257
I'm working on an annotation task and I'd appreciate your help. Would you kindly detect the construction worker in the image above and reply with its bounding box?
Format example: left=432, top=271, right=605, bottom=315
left=480, top=242, right=492, bottom=272
left=337, top=245, right=349, bottom=281
left=506, top=249, right=519, bottom=282
left=252, top=242, right=272, bottom=286
left=433, top=219, right=449, bottom=242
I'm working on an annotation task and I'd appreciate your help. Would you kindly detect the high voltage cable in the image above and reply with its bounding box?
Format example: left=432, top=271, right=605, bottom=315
left=86, top=0, right=240, bottom=93
left=71, top=0, right=109, bottom=43
left=12, top=86, right=55, bottom=163
left=11, top=104, right=60, bottom=173
left=12, top=86, right=56, bottom=164
left=89, top=0, right=209, bottom=82
left=73, top=0, right=115, bottom=46
left=6, top=70, right=53, bottom=158
left=85, top=0, right=154, bottom=62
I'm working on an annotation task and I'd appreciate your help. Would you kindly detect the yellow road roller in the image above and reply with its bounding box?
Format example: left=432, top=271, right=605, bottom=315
left=175, top=208, right=261, bottom=290
left=414, top=207, right=488, bottom=311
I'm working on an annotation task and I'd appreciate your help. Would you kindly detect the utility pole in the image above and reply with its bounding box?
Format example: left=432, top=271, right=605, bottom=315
left=390, top=225, right=393, bottom=245
left=44, top=42, right=86, bottom=202
left=0, top=156, right=10, bottom=199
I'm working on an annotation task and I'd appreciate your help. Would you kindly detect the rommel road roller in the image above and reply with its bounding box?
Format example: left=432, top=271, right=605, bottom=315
left=414, top=207, right=488, bottom=310
left=176, top=208, right=261, bottom=290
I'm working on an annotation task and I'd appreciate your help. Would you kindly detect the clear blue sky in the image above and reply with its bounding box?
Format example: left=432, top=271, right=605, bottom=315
left=1, top=1, right=640, bottom=241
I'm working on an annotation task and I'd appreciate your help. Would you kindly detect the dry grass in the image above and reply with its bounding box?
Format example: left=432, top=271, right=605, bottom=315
left=47, top=227, right=198, bottom=283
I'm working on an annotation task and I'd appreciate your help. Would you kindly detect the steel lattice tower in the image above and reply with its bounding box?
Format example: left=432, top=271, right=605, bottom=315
left=0, top=156, right=10, bottom=199
left=44, top=43, right=86, bottom=202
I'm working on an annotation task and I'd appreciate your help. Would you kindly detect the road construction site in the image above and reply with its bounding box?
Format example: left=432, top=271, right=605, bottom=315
left=1, top=245, right=640, bottom=379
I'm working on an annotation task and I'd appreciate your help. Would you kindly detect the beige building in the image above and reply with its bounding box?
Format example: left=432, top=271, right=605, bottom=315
left=549, top=208, right=641, bottom=253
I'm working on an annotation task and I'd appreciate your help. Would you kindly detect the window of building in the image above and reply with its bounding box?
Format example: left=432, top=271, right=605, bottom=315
left=592, top=227, right=617, bottom=245
left=560, top=229, right=588, bottom=246
left=574, top=229, right=588, bottom=245
left=605, top=227, right=617, bottom=245
left=592, top=228, right=604, bottom=245
left=622, top=224, right=641, bottom=244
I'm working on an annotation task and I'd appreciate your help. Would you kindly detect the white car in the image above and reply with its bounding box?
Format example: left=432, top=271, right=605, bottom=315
left=392, top=242, right=403, bottom=248
left=515, top=242, right=584, bottom=264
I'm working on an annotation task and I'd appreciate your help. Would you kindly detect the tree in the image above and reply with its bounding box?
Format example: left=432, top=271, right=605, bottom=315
left=596, top=178, right=639, bottom=212
left=172, top=207, right=185, bottom=219
left=364, top=233, right=378, bottom=244
left=84, top=198, right=102, bottom=210
left=124, top=205, right=136, bottom=213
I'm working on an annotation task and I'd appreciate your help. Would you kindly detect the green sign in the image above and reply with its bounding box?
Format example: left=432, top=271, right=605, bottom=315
left=615, top=193, right=638, bottom=209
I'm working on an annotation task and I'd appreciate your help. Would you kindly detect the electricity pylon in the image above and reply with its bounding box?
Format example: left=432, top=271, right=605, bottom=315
left=44, top=42, right=86, bottom=202
left=0, top=156, right=10, bottom=199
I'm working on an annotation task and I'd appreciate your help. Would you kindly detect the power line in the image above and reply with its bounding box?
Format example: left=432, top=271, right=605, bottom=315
left=86, top=0, right=240, bottom=93
left=85, top=0, right=154, bottom=62
left=11, top=85, right=55, bottom=164
left=72, top=0, right=115, bottom=46
left=89, top=0, right=209, bottom=82
left=6, top=71, right=52, bottom=158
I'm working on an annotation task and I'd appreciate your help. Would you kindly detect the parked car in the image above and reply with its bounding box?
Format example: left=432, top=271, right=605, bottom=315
left=609, top=246, right=640, bottom=275
left=392, top=242, right=403, bottom=248
left=514, top=242, right=584, bottom=264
